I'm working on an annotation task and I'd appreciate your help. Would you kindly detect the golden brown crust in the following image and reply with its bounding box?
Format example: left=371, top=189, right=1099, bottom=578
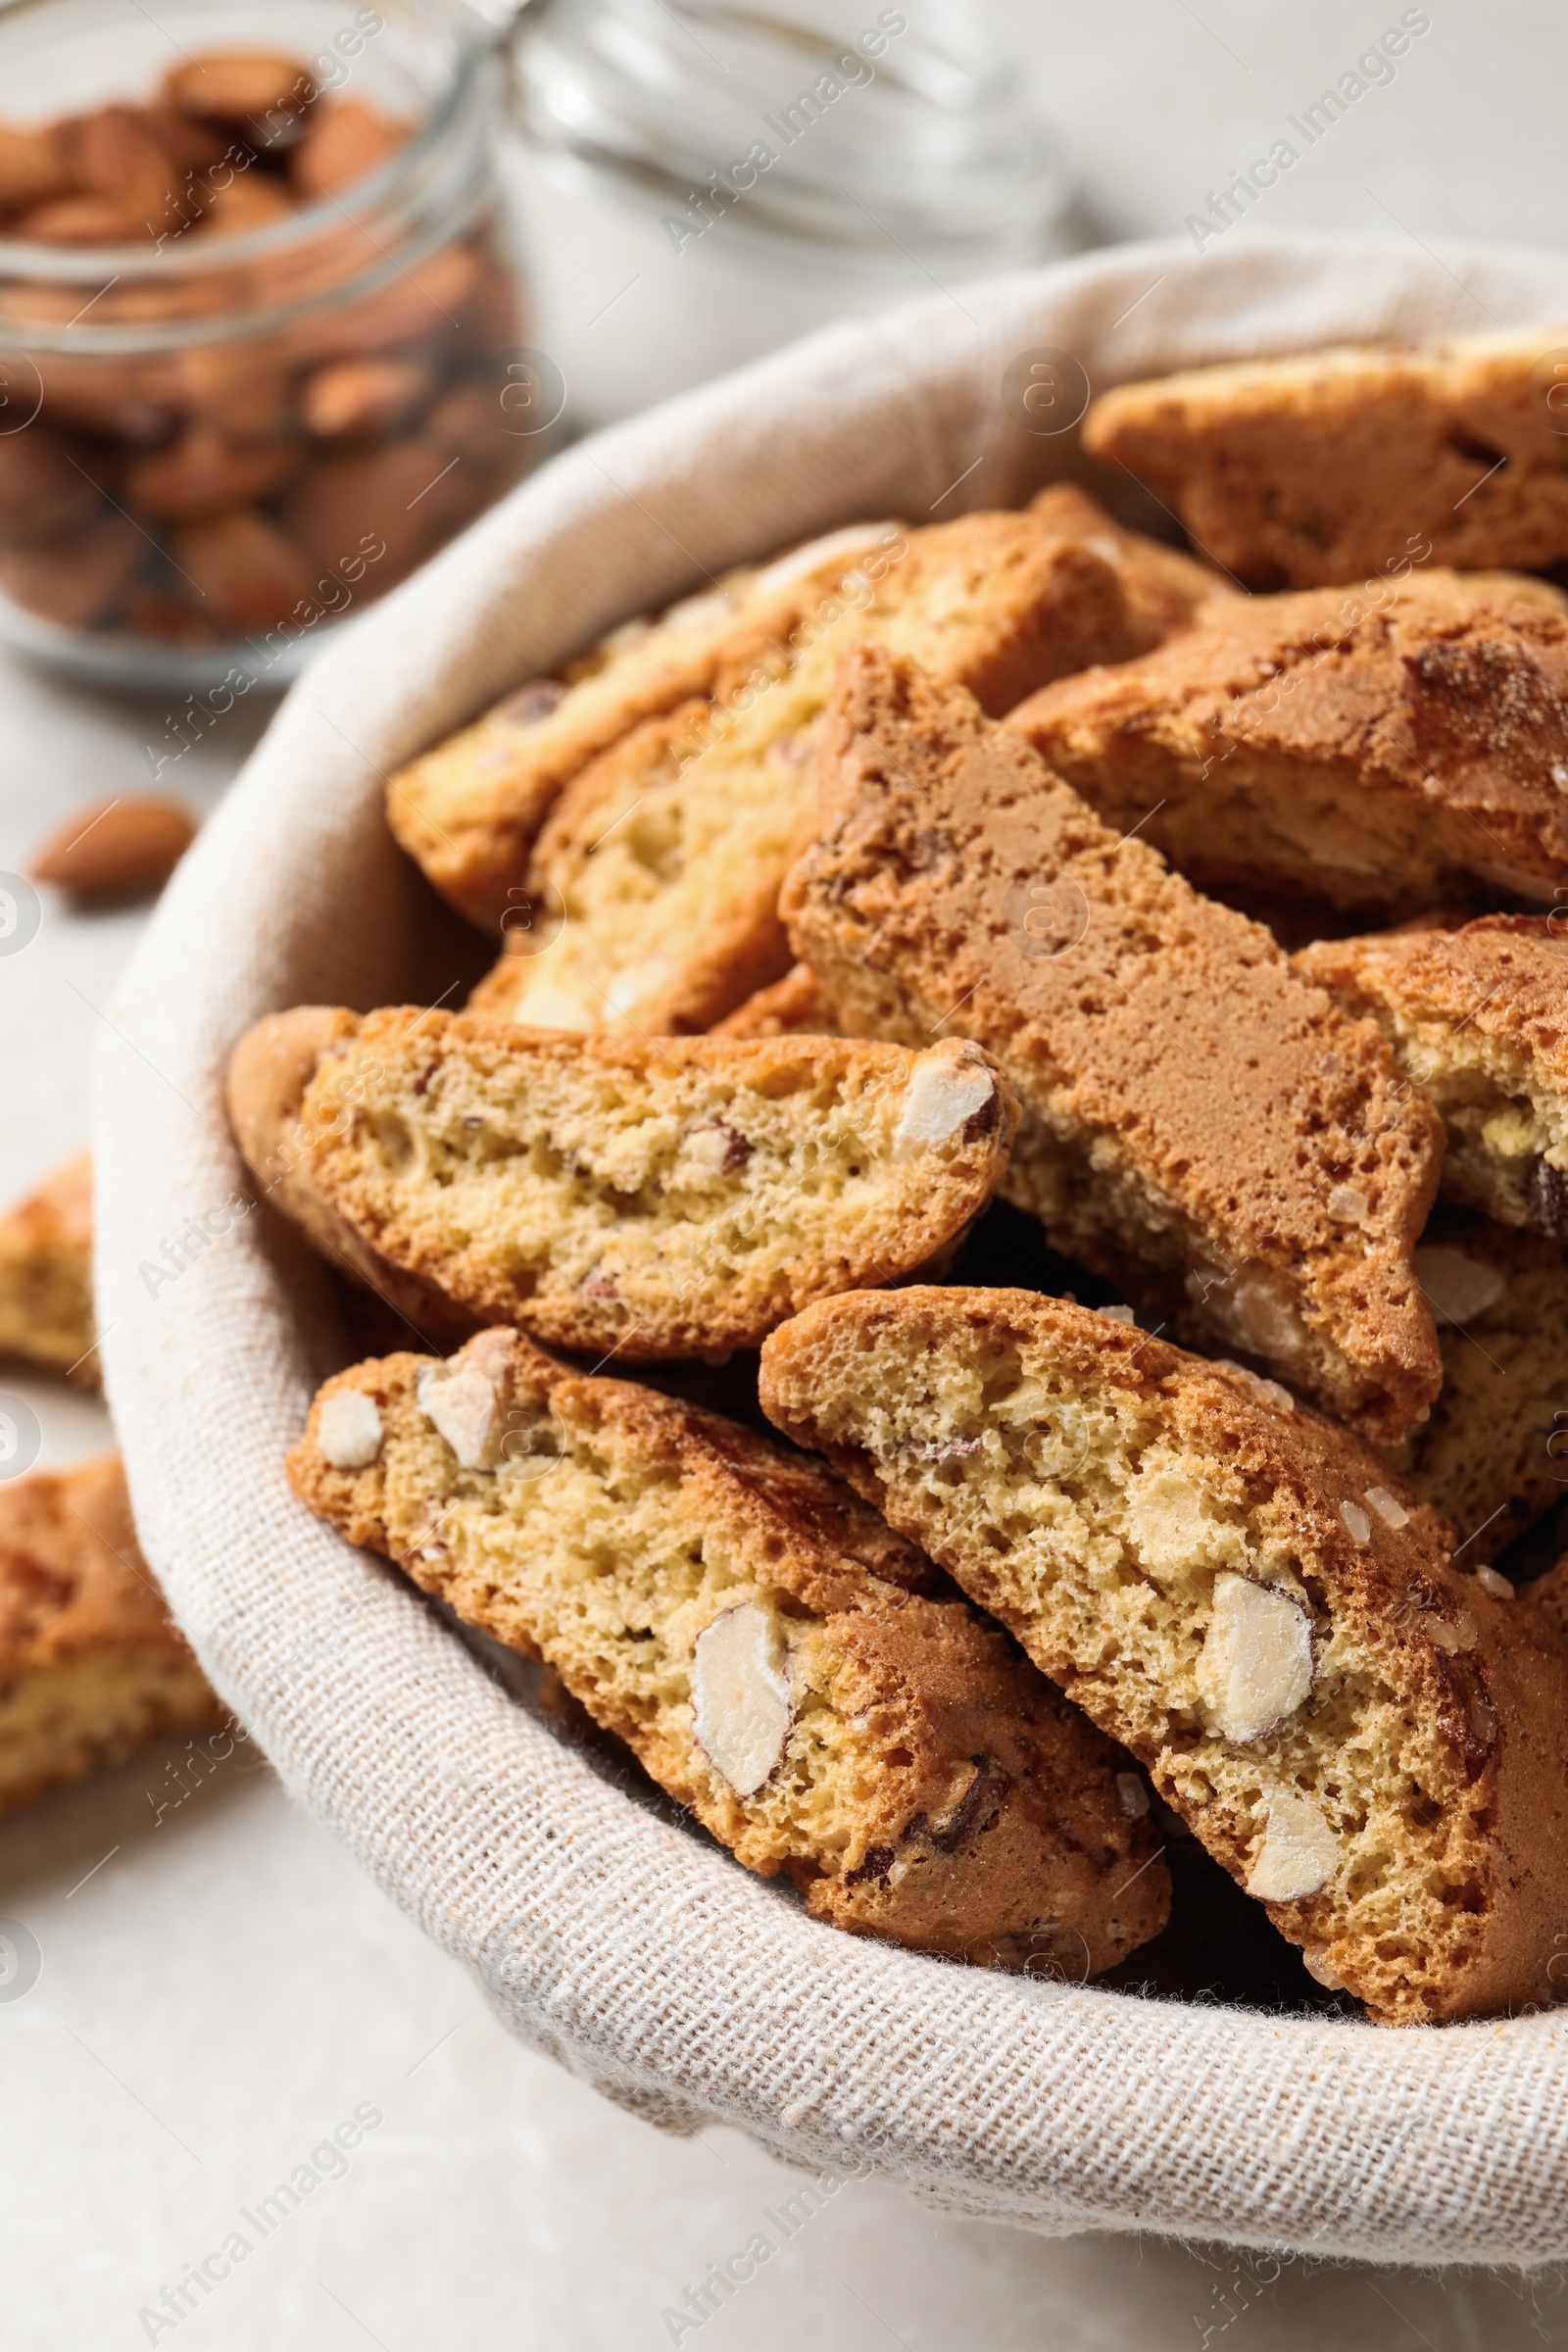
left=1080, top=327, right=1568, bottom=588
left=781, top=645, right=1444, bottom=1443
left=0, top=1151, right=97, bottom=1383
left=1297, top=915, right=1568, bottom=1233
left=1027, top=480, right=1237, bottom=638
left=224, top=1006, right=477, bottom=1349
left=712, top=963, right=842, bottom=1040
left=1007, top=571, right=1568, bottom=916
left=758, top=1286, right=1568, bottom=2025
left=229, top=1005, right=1017, bottom=1359
left=289, top=1330, right=1168, bottom=1970
left=0, top=1452, right=222, bottom=1815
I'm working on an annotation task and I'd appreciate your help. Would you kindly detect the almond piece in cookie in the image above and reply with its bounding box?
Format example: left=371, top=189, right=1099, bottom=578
left=0, top=1152, right=97, bottom=1384
left=467, top=510, right=1177, bottom=1032
left=228, top=1007, right=1017, bottom=1359
left=1298, top=915, right=1568, bottom=1233
left=1080, top=326, right=1568, bottom=589
left=289, top=1328, right=1168, bottom=1970
left=1007, top=570, right=1568, bottom=917
left=1380, top=1211, right=1568, bottom=1565
left=782, top=646, right=1443, bottom=1444
left=759, top=1286, right=1568, bottom=2025
left=384, top=522, right=907, bottom=930
left=0, top=1452, right=223, bottom=1816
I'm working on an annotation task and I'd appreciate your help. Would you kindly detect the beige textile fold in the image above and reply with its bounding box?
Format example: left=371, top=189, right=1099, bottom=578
left=94, top=234, right=1568, bottom=2266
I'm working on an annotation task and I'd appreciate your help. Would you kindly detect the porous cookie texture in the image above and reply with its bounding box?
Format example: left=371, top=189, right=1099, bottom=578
left=782, top=646, right=1443, bottom=1444
left=468, top=510, right=1181, bottom=1035
left=230, top=1005, right=1017, bottom=1359
left=0, top=1453, right=223, bottom=1816
left=0, top=1151, right=97, bottom=1383
left=1081, top=327, right=1568, bottom=588
left=712, top=963, right=841, bottom=1040
left=384, top=522, right=906, bottom=929
left=290, top=1328, right=1168, bottom=1970
left=1007, top=571, right=1568, bottom=918
left=1381, top=1211, right=1568, bottom=1565
left=1297, top=916, right=1568, bottom=1234
left=758, top=1287, right=1568, bottom=2026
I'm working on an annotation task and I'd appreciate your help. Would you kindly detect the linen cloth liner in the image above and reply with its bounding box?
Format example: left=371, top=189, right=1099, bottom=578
left=94, top=234, right=1568, bottom=2266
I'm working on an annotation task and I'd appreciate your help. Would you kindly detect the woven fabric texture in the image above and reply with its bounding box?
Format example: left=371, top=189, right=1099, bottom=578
left=94, top=234, right=1568, bottom=2266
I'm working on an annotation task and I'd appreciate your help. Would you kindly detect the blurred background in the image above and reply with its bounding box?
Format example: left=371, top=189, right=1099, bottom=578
left=4, top=3, right=1568, bottom=2344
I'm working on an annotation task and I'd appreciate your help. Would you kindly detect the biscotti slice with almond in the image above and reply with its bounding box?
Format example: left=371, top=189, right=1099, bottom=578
left=289, top=1327, right=1168, bottom=1971
left=1297, top=915, right=1568, bottom=1233
left=1380, top=1211, right=1568, bottom=1565
left=758, top=1286, right=1568, bottom=2025
left=384, top=521, right=906, bottom=929
left=781, top=645, right=1443, bottom=1444
left=468, top=510, right=1179, bottom=1034
left=0, top=1453, right=223, bottom=1816
left=1080, top=326, right=1568, bottom=588
left=1007, top=571, right=1568, bottom=918
left=0, top=1151, right=98, bottom=1384
left=227, top=1007, right=1016, bottom=1359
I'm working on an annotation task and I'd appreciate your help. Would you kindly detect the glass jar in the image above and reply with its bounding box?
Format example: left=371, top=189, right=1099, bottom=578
left=508, top=0, right=1072, bottom=428
left=0, top=0, right=547, bottom=690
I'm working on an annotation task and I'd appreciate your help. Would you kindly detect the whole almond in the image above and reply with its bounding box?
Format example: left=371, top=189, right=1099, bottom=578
left=126, top=427, right=300, bottom=522
left=0, top=121, right=71, bottom=211
left=291, top=98, right=408, bottom=198
left=165, top=52, right=316, bottom=129
left=302, top=357, right=430, bottom=440
left=18, top=193, right=148, bottom=245
left=29, top=796, right=196, bottom=899
left=168, top=506, right=316, bottom=625
left=197, top=174, right=297, bottom=238
left=0, top=511, right=143, bottom=627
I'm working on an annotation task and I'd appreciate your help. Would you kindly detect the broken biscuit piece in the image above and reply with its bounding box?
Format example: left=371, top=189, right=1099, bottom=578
left=0, top=1152, right=97, bottom=1384
left=759, top=1286, right=1568, bottom=2025
left=0, top=1452, right=223, bottom=1817
left=1382, top=1211, right=1568, bottom=1566
left=228, top=1006, right=1017, bottom=1360
left=1081, top=326, right=1568, bottom=589
left=1027, top=479, right=1236, bottom=638
left=384, top=522, right=906, bottom=929
left=782, top=646, right=1443, bottom=1444
left=1298, top=915, right=1568, bottom=1234
left=1007, top=571, right=1568, bottom=918
left=711, top=963, right=842, bottom=1041
left=468, top=509, right=1184, bottom=1034
left=291, top=1329, right=1168, bottom=1969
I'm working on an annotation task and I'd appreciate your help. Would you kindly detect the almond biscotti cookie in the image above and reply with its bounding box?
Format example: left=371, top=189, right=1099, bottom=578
left=1297, top=916, right=1568, bottom=1234
left=0, top=1151, right=97, bottom=1383
left=0, top=1453, right=223, bottom=1817
left=759, top=1286, right=1568, bottom=2025
left=385, top=521, right=906, bottom=929
left=290, top=1327, right=1168, bottom=1970
left=1381, top=1212, right=1568, bottom=1565
left=1081, top=326, right=1568, bottom=588
left=468, top=511, right=1173, bottom=1033
left=1007, top=571, right=1568, bottom=917
left=781, top=646, right=1443, bottom=1444
left=228, top=1007, right=1016, bottom=1359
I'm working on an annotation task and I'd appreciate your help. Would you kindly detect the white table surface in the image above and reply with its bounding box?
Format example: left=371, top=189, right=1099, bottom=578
left=7, top=5, right=1568, bottom=2341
